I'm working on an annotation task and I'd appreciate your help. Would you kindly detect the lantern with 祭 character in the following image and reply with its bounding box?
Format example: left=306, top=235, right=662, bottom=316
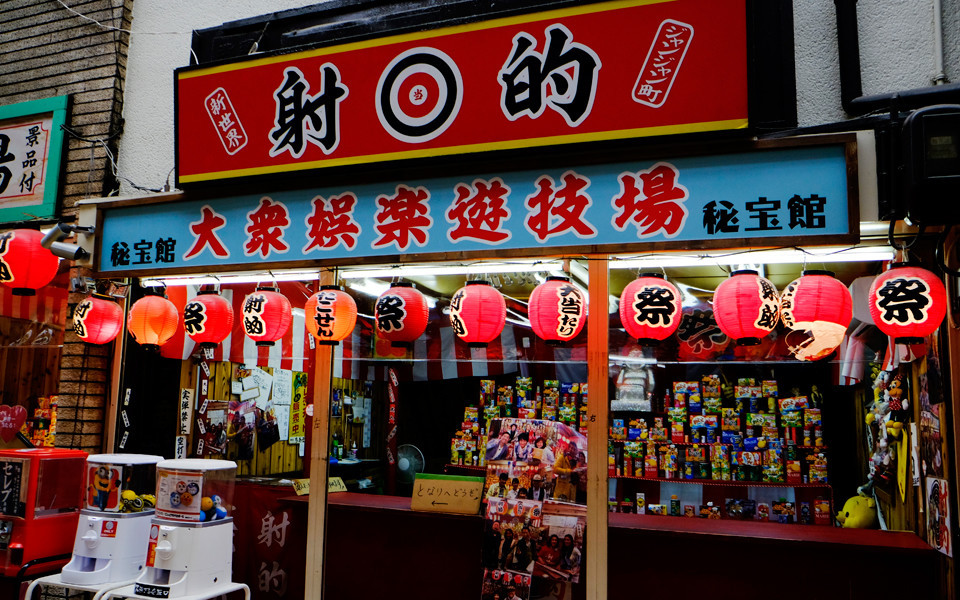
left=241, top=286, right=292, bottom=346
left=0, top=229, right=60, bottom=296
left=619, top=273, right=681, bottom=344
left=676, top=301, right=730, bottom=361
left=868, top=263, right=946, bottom=344
left=305, top=285, right=357, bottom=345
left=449, top=280, right=505, bottom=347
left=529, top=276, right=586, bottom=345
left=183, top=290, right=234, bottom=350
left=780, top=270, right=853, bottom=361
left=73, top=293, right=124, bottom=345
left=713, top=270, right=780, bottom=345
left=127, top=294, right=179, bottom=352
left=375, top=282, right=428, bottom=348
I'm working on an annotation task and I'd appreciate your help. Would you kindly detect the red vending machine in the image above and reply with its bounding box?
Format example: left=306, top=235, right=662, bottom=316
left=0, top=448, right=87, bottom=579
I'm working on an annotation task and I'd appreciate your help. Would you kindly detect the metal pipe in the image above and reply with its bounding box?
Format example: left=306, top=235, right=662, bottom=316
left=932, top=0, right=948, bottom=84
left=835, top=0, right=863, bottom=113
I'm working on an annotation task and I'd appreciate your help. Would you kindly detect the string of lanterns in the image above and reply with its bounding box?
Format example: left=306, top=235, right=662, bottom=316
left=67, top=263, right=949, bottom=358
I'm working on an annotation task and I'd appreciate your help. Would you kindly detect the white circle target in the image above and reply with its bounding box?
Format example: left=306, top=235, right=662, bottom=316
left=376, top=47, right=463, bottom=144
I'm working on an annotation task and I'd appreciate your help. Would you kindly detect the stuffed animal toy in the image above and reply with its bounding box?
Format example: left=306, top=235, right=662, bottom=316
left=837, top=494, right=878, bottom=529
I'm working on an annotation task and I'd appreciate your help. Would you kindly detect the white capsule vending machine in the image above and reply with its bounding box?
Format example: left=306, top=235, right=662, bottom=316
left=104, top=458, right=248, bottom=600
left=24, top=453, right=163, bottom=599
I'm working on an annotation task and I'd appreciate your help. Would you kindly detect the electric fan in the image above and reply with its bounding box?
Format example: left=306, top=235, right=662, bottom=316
left=396, top=444, right=425, bottom=483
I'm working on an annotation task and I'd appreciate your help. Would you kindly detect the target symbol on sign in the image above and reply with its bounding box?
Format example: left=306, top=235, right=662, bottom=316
left=376, top=47, right=463, bottom=144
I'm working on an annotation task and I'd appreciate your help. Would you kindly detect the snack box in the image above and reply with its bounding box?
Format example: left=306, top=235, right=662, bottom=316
left=702, top=374, right=721, bottom=398
left=756, top=502, right=770, bottom=521
left=737, top=378, right=757, bottom=387
left=689, top=415, right=718, bottom=429
left=781, top=411, right=802, bottom=427
left=761, top=380, right=778, bottom=397
left=703, top=398, right=722, bottom=415
left=541, top=405, right=557, bottom=421
left=667, top=407, right=687, bottom=423
left=636, top=493, right=646, bottom=514
left=747, top=413, right=777, bottom=428
left=518, top=408, right=537, bottom=419
left=721, top=408, right=740, bottom=431
left=725, top=498, right=757, bottom=520
left=480, top=379, right=496, bottom=394
left=735, top=386, right=762, bottom=399
left=779, top=396, right=809, bottom=412
left=673, top=381, right=701, bottom=396
left=648, top=504, right=667, bottom=516
left=785, top=460, right=802, bottom=483
left=688, top=394, right=702, bottom=415
left=814, top=498, right=832, bottom=525
left=805, top=408, right=822, bottom=427
left=671, top=422, right=685, bottom=443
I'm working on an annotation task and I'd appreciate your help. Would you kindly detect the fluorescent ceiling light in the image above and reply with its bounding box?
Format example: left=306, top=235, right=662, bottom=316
left=142, top=270, right=321, bottom=287
left=612, top=245, right=894, bottom=270
left=337, top=261, right=567, bottom=279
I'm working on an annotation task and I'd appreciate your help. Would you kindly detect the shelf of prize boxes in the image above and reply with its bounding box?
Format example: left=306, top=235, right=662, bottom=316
left=611, top=475, right=831, bottom=488
left=611, top=439, right=829, bottom=451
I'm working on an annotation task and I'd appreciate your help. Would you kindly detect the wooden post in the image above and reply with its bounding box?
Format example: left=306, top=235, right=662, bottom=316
left=304, top=270, right=334, bottom=599
left=586, top=257, right=609, bottom=600
left=104, top=296, right=126, bottom=452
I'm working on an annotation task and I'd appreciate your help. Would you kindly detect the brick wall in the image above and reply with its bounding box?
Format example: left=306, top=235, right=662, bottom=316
left=0, top=0, right=132, bottom=452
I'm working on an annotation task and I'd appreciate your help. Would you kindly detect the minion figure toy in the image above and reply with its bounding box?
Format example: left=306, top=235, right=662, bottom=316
left=88, top=465, right=121, bottom=511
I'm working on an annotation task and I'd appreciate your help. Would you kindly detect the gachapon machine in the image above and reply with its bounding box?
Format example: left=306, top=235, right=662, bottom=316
left=102, top=459, right=248, bottom=600
left=0, top=448, right=87, bottom=579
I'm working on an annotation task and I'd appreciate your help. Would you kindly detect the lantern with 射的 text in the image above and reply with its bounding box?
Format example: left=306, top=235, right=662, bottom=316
left=528, top=276, right=586, bottom=345
left=868, top=263, right=946, bottom=344
left=305, top=285, right=357, bottom=345
left=0, top=229, right=60, bottom=296
left=127, top=294, right=179, bottom=352
left=620, top=273, right=681, bottom=344
left=779, top=270, right=853, bottom=361
left=376, top=282, right=429, bottom=348
left=73, top=294, right=124, bottom=345
left=449, top=280, right=506, bottom=347
left=184, top=290, right=234, bottom=350
left=713, top=270, right=780, bottom=345
left=242, top=287, right=292, bottom=346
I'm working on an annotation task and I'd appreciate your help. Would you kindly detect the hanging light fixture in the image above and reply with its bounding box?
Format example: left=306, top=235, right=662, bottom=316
left=619, top=273, right=681, bottom=344
left=375, top=282, right=428, bottom=348
left=127, top=293, right=180, bottom=352
left=528, top=276, right=586, bottom=345
left=305, top=285, right=357, bottom=345
left=713, top=270, right=780, bottom=345
left=73, top=294, right=124, bottom=345
left=449, top=280, right=506, bottom=347
left=242, top=286, right=292, bottom=346
left=0, top=229, right=60, bottom=296
left=780, top=270, right=853, bottom=360
left=184, top=290, right=234, bottom=350
left=868, top=263, right=946, bottom=344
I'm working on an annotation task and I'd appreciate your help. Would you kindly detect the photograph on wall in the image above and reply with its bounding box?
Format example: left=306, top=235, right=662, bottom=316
left=926, top=477, right=952, bottom=556
left=484, top=419, right=588, bottom=504
left=481, top=568, right=531, bottom=600
left=227, top=400, right=256, bottom=460
left=483, top=497, right=544, bottom=573
left=919, top=405, right=943, bottom=479
left=531, top=501, right=585, bottom=584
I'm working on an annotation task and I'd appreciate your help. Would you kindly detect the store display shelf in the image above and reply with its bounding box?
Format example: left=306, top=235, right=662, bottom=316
left=612, top=475, right=830, bottom=489
left=610, top=439, right=829, bottom=451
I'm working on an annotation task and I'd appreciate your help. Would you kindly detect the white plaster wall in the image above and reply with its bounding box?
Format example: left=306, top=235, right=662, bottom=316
left=118, top=0, right=960, bottom=193
left=795, top=0, right=958, bottom=126
left=117, top=0, right=325, bottom=194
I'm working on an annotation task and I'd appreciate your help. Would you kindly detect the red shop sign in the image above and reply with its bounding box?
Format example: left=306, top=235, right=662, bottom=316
left=176, top=0, right=747, bottom=184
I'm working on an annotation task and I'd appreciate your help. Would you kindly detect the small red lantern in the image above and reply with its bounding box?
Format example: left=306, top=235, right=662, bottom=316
left=780, top=270, right=853, bottom=360
left=713, top=270, right=780, bottom=346
left=376, top=282, right=428, bottom=348
left=305, top=285, right=357, bottom=345
left=127, top=294, right=180, bottom=352
left=0, top=229, right=60, bottom=296
left=676, top=301, right=730, bottom=361
left=868, top=263, right=946, bottom=344
left=620, top=273, right=681, bottom=344
left=242, top=287, right=292, bottom=346
left=449, top=280, right=506, bottom=347
left=184, top=290, right=234, bottom=350
left=73, top=294, right=123, bottom=344
left=528, top=276, right=586, bottom=345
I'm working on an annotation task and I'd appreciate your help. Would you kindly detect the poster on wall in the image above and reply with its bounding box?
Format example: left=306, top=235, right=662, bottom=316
left=926, top=477, right=952, bottom=556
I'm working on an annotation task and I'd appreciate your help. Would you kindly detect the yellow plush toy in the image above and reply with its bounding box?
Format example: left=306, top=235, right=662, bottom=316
left=837, top=494, right=878, bottom=529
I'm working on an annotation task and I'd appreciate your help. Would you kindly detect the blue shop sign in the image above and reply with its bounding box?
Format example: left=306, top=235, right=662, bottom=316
left=97, top=144, right=855, bottom=273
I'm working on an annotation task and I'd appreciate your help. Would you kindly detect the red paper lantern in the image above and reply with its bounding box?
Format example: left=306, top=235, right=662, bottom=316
left=127, top=294, right=180, bottom=352
left=528, top=276, right=586, bottom=345
left=184, top=290, right=234, bottom=350
left=619, top=273, right=681, bottom=344
left=305, top=285, right=357, bottom=345
left=375, top=282, right=429, bottom=348
left=676, top=301, right=730, bottom=361
left=449, top=280, right=506, bottom=347
left=242, top=287, right=292, bottom=346
left=780, top=270, right=853, bottom=360
left=73, top=294, right=123, bottom=344
left=713, top=270, right=780, bottom=346
left=868, top=263, right=946, bottom=344
left=0, top=229, right=60, bottom=296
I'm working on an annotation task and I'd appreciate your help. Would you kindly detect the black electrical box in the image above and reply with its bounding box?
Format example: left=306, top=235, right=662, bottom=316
left=902, top=105, right=960, bottom=225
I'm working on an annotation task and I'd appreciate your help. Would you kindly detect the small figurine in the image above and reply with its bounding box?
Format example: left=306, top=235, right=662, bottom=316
left=199, top=495, right=228, bottom=522
left=120, top=489, right=144, bottom=512
left=91, top=466, right=120, bottom=511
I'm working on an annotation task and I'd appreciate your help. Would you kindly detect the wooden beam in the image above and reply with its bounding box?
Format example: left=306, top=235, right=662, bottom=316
left=586, top=257, right=609, bottom=600
left=104, top=296, right=126, bottom=452
left=304, top=270, right=334, bottom=600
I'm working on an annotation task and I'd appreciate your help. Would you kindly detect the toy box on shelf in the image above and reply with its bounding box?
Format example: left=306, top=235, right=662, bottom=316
left=609, top=375, right=833, bottom=526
